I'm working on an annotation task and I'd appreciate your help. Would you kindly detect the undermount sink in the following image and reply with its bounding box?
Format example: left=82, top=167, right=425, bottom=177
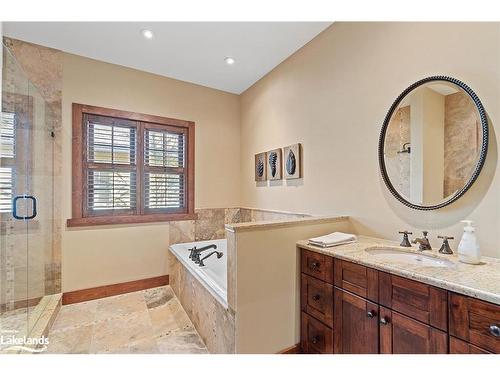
left=365, top=247, right=456, bottom=268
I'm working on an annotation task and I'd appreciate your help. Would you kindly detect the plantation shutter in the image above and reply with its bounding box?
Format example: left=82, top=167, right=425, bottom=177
left=144, top=126, right=186, bottom=212
left=0, top=112, right=16, bottom=213
left=71, top=104, right=193, bottom=226
left=85, top=114, right=137, bottom=215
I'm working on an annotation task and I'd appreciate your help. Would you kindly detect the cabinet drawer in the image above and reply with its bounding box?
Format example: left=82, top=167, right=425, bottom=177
left=301, top=249, right=333, bottom=283
left=449, top=293, right=500, bottom=354
left=450, top=336, right=492, bottom=354
left=301, top=273, right=333, bottom=327
left=379, top=272, right=447, bottom=330
left=334, top=258, right=378, bottom=302
left=301, top=312, right=333, bottom=354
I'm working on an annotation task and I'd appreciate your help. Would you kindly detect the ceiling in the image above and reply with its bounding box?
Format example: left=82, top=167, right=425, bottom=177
left=3, top=22, right=331, bottom=94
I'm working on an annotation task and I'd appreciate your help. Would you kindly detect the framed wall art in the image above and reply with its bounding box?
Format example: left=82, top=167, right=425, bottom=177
left=283, top=143, right=301, bottom=179
left=255, top=152, right=267, bottom=181
left=266, top=148, right=282, bottom=180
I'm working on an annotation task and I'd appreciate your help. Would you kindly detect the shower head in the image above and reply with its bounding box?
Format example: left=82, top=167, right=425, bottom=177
left=397, top=142, right=411, bottom=154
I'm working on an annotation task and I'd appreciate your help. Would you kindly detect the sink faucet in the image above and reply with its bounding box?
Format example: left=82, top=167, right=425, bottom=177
left=189, top=244, right=217, bottom=263
left=398, top=231, right=413, bottom=247
left=438, top=236, right=454, bottom=254
left=198, top=251, right=223, bottom=267
left=412, top=231, right=432, bottom=251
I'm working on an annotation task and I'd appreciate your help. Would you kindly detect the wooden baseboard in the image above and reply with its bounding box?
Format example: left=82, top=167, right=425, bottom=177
left=277, top=343, right=302, bottom=354
left=0, top=296, right=43, bottom=314
left=62, top=275, right=169, bottom=305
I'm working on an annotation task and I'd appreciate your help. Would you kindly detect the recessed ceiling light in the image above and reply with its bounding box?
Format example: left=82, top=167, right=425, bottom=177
left=224, top=57, right=235, bottom=65
left=141, top=29, right=154, bottom=40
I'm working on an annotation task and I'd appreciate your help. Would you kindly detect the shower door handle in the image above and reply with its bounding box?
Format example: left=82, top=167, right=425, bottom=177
left=12, top=195, right=37, bottom=220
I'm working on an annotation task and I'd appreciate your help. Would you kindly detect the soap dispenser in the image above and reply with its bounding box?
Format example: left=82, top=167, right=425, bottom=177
left=457, top=220, right=481, bottom=265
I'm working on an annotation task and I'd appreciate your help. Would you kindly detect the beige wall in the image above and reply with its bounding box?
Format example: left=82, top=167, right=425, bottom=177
left=240, top=22, right=500, bottom=257
left=233, top=218, right=353, bottom=353
left=62, top=53, right=241, bottom=292
left=55, top=22, right=500, bottom=292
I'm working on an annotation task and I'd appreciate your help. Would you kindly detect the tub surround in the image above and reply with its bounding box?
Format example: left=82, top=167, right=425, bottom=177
left=167, top=207, right=309, bottom=353
left=169, top=240, right=227, bottom=308
left=168, top=252, right=235, bottom=354
left=168, top=212, right=352, bottom=353
left=297, top=236, right=500, bottom=304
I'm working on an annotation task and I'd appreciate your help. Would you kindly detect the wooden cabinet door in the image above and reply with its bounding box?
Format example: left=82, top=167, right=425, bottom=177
left=449, top=337, right=492, bottom=354
left=334, top=287, right=379, bottom=354
left=449, top=293, right=500, bottom=354
left=379, top=309, right=448, bottom=354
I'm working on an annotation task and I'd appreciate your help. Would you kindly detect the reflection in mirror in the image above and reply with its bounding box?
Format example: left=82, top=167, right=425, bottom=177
left=382, top=78, right=486, bottom=209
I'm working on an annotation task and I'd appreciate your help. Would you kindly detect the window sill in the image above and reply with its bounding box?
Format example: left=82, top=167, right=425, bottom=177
left=66, top=213, right=198, bottom=227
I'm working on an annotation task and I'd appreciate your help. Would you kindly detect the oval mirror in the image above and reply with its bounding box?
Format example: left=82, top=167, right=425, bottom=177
left=379, top=76, right=488, bottom=210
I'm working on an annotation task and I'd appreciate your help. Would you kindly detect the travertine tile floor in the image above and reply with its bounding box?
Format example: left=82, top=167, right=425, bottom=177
left=45, top=286, right=208, bottom=354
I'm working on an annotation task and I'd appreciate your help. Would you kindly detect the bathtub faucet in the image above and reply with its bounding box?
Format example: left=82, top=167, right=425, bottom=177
left=198, top=251, right=223, bottom=267
left=189, top=244, right=218, bottom=263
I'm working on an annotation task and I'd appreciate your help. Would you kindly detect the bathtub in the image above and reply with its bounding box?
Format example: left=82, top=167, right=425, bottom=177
left=169, top=239, right=228, bottom=308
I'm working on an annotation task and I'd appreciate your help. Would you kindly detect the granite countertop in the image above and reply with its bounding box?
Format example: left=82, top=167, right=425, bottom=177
left=297, top=235, right=500, bottom=305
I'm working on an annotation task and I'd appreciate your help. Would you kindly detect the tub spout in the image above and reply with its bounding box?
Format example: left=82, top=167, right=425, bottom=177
left=198, top=251, right=223, bottom=267
left=189, top=244, right=217, bottom=261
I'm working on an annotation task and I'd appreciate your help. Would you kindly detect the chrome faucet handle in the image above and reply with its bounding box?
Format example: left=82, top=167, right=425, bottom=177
left=438, top=236, right=454, bottom=254
left=422, top=230, right=429, bottom=238
left=398, top=231, right=413, bottom=247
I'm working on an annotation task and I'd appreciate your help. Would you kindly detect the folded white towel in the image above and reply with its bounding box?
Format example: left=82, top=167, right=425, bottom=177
left=308, top=232, right=357, bottom=248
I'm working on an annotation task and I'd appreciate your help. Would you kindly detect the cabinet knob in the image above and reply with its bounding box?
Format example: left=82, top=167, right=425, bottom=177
left=489, top=324, right=500, bottom=337
left=310, top=262, right=320, bottom=270
left=367, top=310, right=376, bottom=318
left=380, top=317, right=389, bottom=325
left=311, top=335, right=320, bottom=344
left=312, top=294, right=321, bottom=301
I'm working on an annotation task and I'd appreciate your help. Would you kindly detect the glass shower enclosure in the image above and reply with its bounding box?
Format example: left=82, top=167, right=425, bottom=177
left=0, top=43, right=56, bottom=351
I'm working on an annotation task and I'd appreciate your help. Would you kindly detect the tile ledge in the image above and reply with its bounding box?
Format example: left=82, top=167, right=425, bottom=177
left=225, top=215, right=349, bottom=232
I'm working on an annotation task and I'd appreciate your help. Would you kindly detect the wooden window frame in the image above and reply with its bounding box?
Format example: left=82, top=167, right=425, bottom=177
left=67, top=103, right=196, bottom=227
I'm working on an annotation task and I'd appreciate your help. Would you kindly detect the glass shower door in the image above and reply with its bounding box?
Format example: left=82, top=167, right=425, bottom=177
left=1, top=43, right=31, bottom=346
left=0, top=42, right=53, bottom=351
left=26, top=77, right=54, bottom=333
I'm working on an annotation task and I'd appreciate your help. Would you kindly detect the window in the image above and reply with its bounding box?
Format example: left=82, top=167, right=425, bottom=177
left=68, top=104, right=195, bottom=226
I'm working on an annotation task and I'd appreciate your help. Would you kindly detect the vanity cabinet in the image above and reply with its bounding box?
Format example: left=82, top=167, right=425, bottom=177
left=299, top=247, right=500, bottom=354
